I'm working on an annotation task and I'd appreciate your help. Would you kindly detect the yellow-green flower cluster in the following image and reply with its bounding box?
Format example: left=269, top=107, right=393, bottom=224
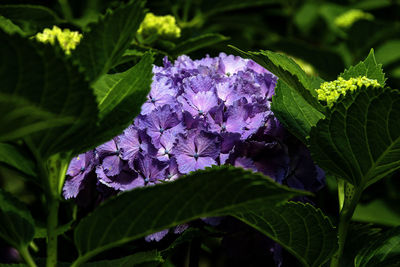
left=138, top=12, right=181, bottom=39
left=334, top=9, right=374, bottom=28
left=35, top=26, right=82, bottom=55
left=316, top=76, right=381, bottom=107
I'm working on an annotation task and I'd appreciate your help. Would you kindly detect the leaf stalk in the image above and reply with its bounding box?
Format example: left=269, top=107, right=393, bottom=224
left=330, top=181, right=364, bottom=267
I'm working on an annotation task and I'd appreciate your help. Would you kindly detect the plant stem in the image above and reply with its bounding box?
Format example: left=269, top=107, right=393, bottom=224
left=19, top=246, right=37, bottom=267
left=330, top=182, right=363, bottom=267
left=46, top=197, right=60, bottom=267
left=58, top=0, right=73, bottom=21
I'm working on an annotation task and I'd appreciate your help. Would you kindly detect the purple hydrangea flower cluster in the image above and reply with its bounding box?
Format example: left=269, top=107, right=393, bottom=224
left=63, top=53, right=324, bottom=201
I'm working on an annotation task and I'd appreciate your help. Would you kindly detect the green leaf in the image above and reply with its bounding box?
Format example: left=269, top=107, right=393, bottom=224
left=73, top=166, right=309, bottom=264
left=229, top=46, right=324, bottom=112
left=352, top=0, right=392, bottom=10
left=76, top=52, right=153, bottom=152
left=234, top=202, right=337, bottom=267
left=82, top=251, right=163, bottom=266
left=0, top=189, right=35, bottom=250
left=353, top=200, right=400, bottom=226
left=376, top=40, right=400, bottom=66
left=355, top=226, right=400, bottom=267
left=0, top=5, right=61, bottom=34
left=203, top=0, right=280, bottom=17
left=310, top=87, right=400, bottom=187
left=170, top=33, right=229, bottom=56
left=0, top=16, right=25, bottom=36
left=271, top=80, right=325, bottom=143
left=294, top=3, right=319, bottom=34
left=161, top=228, right=205, bottom=258
left=341, top=223, right=382, bottom=267
left=73, top=0, right=146, bottom=82
left=340, top=49, right=386, bottom=86
left=0, top=30, right=98, bottom=157
left=0, top=143, right=36, bottom=177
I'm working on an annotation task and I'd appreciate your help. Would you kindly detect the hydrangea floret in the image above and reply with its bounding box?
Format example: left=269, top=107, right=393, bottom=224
left=138, top=12, right=181, bottom=39
left=35, top=25, right=82, bottom=55
left=334, top=9, right=374, bottom=29
left=316, top=76, right=381, bottom=107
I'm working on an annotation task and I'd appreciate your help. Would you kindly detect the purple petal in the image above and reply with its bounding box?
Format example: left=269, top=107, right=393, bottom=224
left=175, top=154, right=197, bottom=174
left=63, top=173, right=86, bottom=199
left=145, top=229, right=169, bottom=242
left=102, top=155, right=123, bottom=177
left=218, top=53, right=248, bottom=75
left=195, top=131, right=220, bottom=159
left=96, top=139, right=118, bottom=159
left=174, top=224, right=189, bottom=234
left=195, top=157, right=217, bottom=170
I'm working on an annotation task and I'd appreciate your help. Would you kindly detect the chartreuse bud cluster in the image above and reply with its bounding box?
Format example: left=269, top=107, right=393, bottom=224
left=335, top=9, right=374, bottom=28
left=35, top=26, right=82, bottom=55
left=316, top=76, right=381, bottom=107
left=138, top=12, right=181, bottom=38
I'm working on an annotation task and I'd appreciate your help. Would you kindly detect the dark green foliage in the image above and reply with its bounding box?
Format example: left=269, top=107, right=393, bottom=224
left=1, top=1, right=400, bottom=266
left=82, top=251, right=163, bottom=266
left=0, top=5, right=61, bottom=34
left=271, top=80, right=325, bottom=143
left=310, top=87, right=400, bottom=188
left=0, top=189, right=35, bottom=250
left=169, top=33, right=229, bottom=56
left=340, top=49, right=386, bottom=86
left=73, top=166, right=308, bottom=264
left=0, top=143, right=36, bottom=178
left=72, top=0, right=146, bottom=82
left=234, top=202, right=337, bottom=267
left=0, top=30, right=98, bottom=156
left=355, top=226, right=400, bottom=267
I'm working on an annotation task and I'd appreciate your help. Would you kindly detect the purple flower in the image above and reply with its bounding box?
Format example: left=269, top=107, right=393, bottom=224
left=64, top=51, right=324, bottom=204
left=218, top=53, right=248, bottom=76
left=178, top=90, right=219, bottom=117
left=63, top=151, right=96, bottom=199
left=96, top=138, right=123, bottom=177
left=119, top=126, right=156, bottom=168
left=141, top=105, right=182, bottom=147
left=134, top=154, right=168, bottom=184
left=141, top=76, right=176, bottom=115
left=174, top=130, right=220, bottom=174
left=156, top=131, right=177, bottom=162
left=96, top=163, right=144, bottom=191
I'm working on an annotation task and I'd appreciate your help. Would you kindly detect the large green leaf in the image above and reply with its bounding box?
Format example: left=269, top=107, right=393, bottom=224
left=72, top=166, right=309, bottom=265
left=310, top=87, right=400, bottom=187
left=271, top=80, right=325, bottom=143
left=73, top=0, right=146, bottom=82
left=234, top=202, right=337, bottom=267
left=0, top=189, right=35, bottom=250
left=83, top=251, right=163, bottom=266
left=229, top=46, right=324, bottom=112
left=340, top=49, right=386, bottom=86
left=75, top=52, right=153, bottom=153
left=0, top=143, right=36, bottom=177
left=0, top=5, right=61, bottom=34
left=354, top=226, right=400, bottom=267
left=0, top=30, right=98, bottom=157
left=170, top=33, right=229, bottom=56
